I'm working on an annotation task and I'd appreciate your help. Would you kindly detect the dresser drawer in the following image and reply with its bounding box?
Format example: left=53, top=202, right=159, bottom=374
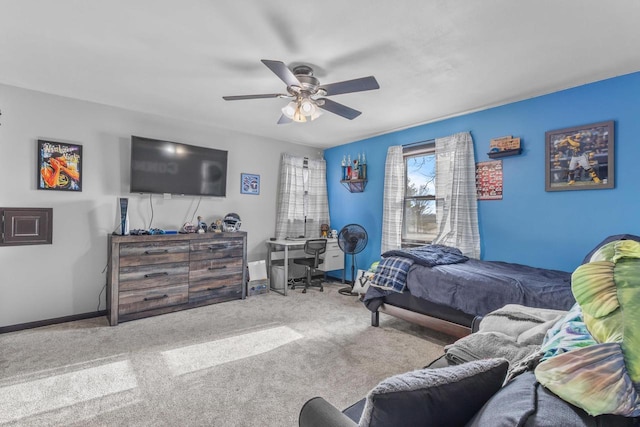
left=319, top=241, right=344, bottom=272
left=190, top=238, right=244, bottom=261
left=119, top=262, right=189, bottom=292
left=189, top=283, right=243, bottom=303
left=119, top=241, right=189, bottom=267
left=118, top=283, right=189, bottom=315
left=189, top=257, right=243, bottom=292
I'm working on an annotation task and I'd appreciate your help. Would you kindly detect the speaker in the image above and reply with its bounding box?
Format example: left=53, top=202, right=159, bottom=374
left=118, top=197, right=130, bottom=236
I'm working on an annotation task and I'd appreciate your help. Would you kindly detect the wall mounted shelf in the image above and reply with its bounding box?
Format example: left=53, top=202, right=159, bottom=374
left=340, top=179, right=367, bottom=193
left=487, top=148, right=522, bottom=159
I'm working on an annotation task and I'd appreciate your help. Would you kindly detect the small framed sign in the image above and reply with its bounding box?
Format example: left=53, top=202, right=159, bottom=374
left=241, top=173, right=260, bottom=195
left=476, top=160, right=503, bottom=200
left=37, top=140, right=82, bottom=191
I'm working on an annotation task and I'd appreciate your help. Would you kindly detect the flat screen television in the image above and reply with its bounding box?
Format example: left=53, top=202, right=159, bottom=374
left=130, top=136, right=228, bottom=197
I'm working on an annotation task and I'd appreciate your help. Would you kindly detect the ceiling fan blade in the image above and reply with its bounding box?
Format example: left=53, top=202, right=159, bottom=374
left=277, top=115, right=292, bottom=125
left=223, top=93, right=286, bottom=101
left=317, top=98, right=362, bottom=120
left=261, top=59, right=300, bottom=88
left=319, top=76, right=379, bottom=96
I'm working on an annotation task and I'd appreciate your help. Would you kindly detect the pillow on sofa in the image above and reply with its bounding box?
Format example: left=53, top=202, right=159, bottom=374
left=581, top=234, right=640, bottom=264
left=358, top=358, right=508, bottom=427
left=467, top=371, right=637, bottom=427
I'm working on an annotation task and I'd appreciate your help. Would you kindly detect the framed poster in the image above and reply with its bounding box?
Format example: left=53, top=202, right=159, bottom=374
left=241, top=173, right=260, bottom=195
left=476, top=160, right=503, bottom=200
left=37, top=140, right=82, bottom=191
left=545, top=121, right=614, bottom=191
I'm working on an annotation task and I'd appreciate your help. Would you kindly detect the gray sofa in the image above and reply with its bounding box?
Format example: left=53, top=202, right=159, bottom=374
left=299, top=355, right=637, bottom=427
left=299, top=306, right=640, bottom=427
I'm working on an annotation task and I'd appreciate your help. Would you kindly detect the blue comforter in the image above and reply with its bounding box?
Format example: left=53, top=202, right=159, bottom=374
left=365, top=235, right=640, bottom=319
left=405, top=259, right=573, bottom=317
left=364, top=255, right=573, bottom=317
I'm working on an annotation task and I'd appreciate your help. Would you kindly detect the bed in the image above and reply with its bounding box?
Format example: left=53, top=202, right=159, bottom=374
left=363, top=234, right=640, bottom=338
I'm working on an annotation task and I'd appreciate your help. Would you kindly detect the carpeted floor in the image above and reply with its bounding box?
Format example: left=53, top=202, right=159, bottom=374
left=0, top=282, right=455, bottom=426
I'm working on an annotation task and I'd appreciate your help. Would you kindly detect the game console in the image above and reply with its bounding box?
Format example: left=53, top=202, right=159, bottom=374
left=118, top=198, right=130, bottom=235
left=130, top=229, right=149, bottom=235
left=130, top=228, right=165, bottom=235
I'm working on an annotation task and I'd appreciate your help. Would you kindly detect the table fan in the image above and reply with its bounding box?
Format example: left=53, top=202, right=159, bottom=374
left=337, top=224, right=368, bottom=296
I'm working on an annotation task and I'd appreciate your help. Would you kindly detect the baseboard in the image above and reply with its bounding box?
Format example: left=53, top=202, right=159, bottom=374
left=0, top=310, right=108, bottom=334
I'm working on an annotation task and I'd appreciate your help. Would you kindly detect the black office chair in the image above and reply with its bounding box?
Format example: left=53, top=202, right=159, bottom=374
left=292, top=239, right=327, bottom=293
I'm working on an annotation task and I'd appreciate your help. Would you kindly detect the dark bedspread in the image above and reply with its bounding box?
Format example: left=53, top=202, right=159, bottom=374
left=364, top=235, right=640, bottom=321
left=364, top=259, right=573, bottom=317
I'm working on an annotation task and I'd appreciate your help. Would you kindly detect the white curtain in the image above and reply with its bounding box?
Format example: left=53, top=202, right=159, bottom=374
left=275, top=154, right=330, bottom=239
left=432, top=132, right=480, bottom=258
left=305, top=157, right=330, bottom=237
left=381, top=146, right=405, bottom=253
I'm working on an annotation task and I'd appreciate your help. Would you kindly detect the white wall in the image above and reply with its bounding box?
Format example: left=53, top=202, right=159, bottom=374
left=0, top=84, right=320, bottom=327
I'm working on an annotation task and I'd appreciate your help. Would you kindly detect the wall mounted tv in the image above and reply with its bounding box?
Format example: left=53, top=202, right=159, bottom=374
left=130, top=136, right=228, bottom=197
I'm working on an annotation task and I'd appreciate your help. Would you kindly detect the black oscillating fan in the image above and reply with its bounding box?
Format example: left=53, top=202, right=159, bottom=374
left=337, top=224, right=368, bottom=296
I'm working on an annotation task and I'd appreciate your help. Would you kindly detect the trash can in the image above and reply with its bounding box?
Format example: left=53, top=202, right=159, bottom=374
left=271, top=265, right=286, bottom=291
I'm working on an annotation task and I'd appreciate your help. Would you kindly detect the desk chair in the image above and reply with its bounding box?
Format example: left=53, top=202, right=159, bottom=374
left=292, top=239, right=327, bottom=293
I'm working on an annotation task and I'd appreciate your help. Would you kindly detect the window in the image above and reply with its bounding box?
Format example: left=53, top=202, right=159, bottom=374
left=403, top=144, right=436, bottom=247
left=275, top=154, right=329, bottom=240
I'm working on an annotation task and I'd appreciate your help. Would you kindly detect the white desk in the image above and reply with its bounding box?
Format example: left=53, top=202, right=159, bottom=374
left=265, top=238, right=344, bottom=295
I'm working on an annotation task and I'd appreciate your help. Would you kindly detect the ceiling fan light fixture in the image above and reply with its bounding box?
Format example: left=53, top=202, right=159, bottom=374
left=281, top=101, right=297, bottom=119
left=282, top=97, right=321, bottom=123
left=293, top=107, right=307, bottom=123
left=299, top=98, right=316, bottom=115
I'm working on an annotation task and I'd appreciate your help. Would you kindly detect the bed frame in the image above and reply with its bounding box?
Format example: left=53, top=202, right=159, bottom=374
left=369, top=291, right=481, bottom=338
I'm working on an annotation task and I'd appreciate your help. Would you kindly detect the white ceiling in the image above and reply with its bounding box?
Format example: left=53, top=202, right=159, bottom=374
left=2, top=1, right=639, bottom=148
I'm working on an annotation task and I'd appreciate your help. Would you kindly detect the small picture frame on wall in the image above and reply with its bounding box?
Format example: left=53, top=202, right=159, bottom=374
left=545, top=121, right=614, bottom=192
left=37, top=140, right=83, bottom=191
left=241, top=173, right=260, bottom=195
left=476, top=160, right=503, bottom=200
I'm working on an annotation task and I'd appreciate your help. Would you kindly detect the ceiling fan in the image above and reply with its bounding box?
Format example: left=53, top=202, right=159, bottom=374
left=222, top=60, right=379, bottom=124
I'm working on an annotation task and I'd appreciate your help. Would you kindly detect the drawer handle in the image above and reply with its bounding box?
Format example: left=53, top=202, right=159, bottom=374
left=144, top=272, right=169, bottom=278
left=206, top=285, right=227, bottom=291
left=143, top=294, right=168, bottom=301
left=145, top=249, right=169, bottom=255
left=208, top=266, right=227, bottom=270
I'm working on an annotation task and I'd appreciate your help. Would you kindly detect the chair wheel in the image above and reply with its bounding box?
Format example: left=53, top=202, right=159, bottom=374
left=302, top=289, right=307, bottom=293
left=320, top=287, right=324, bottom=292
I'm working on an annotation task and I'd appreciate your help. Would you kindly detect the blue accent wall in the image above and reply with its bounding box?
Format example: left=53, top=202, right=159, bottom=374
left=325, top=72, right=640, bottom=277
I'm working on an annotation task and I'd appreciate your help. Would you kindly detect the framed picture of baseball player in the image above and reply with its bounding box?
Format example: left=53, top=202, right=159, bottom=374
left=545, top=121, right=614, bottom=192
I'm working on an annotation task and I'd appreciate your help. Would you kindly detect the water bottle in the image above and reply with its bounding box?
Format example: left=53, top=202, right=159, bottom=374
left=361, top=152, right=367, bottom=180
left=342, top=155, right=347, bottom=180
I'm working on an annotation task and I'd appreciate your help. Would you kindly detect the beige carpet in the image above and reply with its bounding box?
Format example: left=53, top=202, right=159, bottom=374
left=0, top=282, right=455, bottom=426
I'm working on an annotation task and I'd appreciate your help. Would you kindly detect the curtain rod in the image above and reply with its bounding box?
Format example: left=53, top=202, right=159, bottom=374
left=403, top=138, right=435, bottom=148
left=403, top=139, right=435, bottom=147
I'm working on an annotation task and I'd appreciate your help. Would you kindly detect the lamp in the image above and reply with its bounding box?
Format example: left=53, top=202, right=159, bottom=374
left=281, top=97, right=323, bottom=123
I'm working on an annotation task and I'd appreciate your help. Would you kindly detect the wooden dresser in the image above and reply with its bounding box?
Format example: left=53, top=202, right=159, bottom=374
left=107, top=232, right=247, bottom=325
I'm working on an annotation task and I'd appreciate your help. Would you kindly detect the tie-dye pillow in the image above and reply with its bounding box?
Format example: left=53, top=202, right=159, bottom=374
left=535, top=239, right=640, bottom=417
